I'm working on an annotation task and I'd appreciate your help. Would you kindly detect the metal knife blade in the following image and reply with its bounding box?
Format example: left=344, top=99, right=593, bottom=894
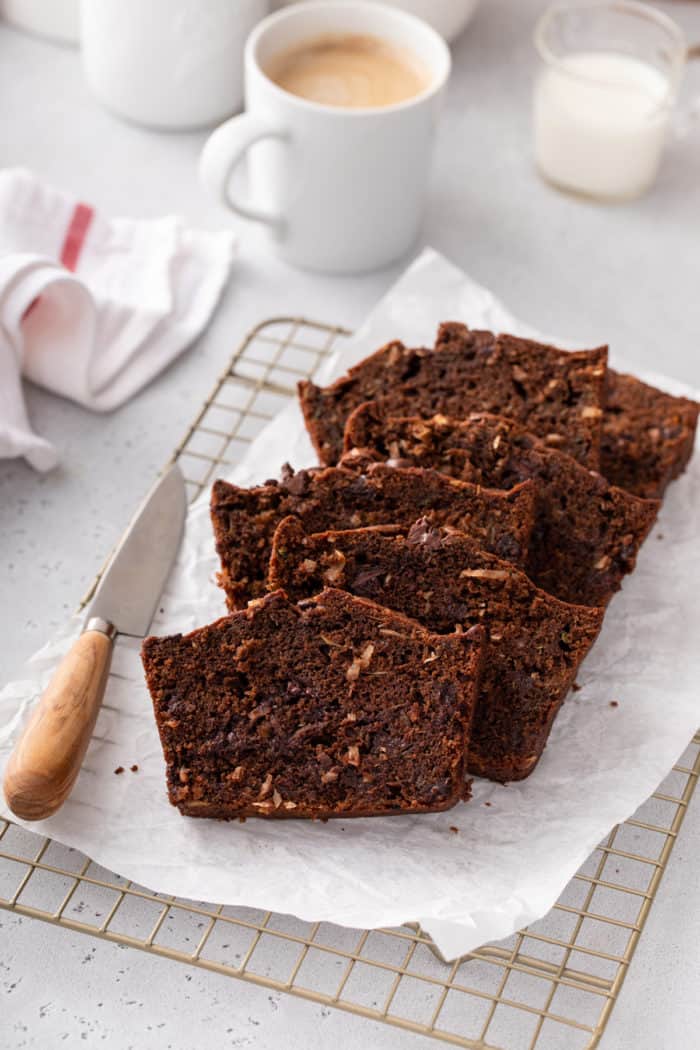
left=86, top=463, right=187, bottom=637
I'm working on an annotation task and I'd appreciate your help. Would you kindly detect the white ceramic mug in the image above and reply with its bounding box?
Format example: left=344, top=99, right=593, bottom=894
left=199, top=0, right=451, bottom=273
left=81, top=0, right=269, bottom=130
left=269, top=0, right=482, bottom=43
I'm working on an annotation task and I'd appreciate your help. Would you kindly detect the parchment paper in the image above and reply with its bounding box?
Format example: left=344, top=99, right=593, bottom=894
left=1, top=248, right=698, bottom=961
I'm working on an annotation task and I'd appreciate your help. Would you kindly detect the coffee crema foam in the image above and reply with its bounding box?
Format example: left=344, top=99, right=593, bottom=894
left=266, top=33, right=430, bottom=109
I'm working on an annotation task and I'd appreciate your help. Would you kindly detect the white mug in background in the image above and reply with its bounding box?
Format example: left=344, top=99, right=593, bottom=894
left=269, top=0, right=483, bottom=43
left=81, top=0, right=270, bottom=130
left=533, top=0, right=699, bottom=202
left=199, top=1, right=451, bottom=273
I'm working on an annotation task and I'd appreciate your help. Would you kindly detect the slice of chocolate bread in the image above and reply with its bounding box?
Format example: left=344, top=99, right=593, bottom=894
left=299, top=322, right=607, bottom=468
left=342, top=407, right=659, bottom=607
left=142, top=588, right=484, bottom=820
left=601, top=369, right=699, bottom=498
left=210, top=464, right=536, bottom=610
left=269, top=520, right=603, bottom=781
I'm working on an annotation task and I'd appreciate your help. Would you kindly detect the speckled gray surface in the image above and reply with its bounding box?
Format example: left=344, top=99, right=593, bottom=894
left=2, top=1, right=700, bottom=1047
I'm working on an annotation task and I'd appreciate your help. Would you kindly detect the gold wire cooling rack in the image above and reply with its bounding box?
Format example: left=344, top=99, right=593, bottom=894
left=1, top=317, right=699, bottom=1050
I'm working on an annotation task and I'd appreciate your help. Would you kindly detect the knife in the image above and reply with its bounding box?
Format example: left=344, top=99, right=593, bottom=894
left=3, top=463, right=187, bottom=822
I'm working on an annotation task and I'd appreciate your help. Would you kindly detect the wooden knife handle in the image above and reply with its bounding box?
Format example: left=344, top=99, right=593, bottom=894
left=3, top=626, right=114, bottom=821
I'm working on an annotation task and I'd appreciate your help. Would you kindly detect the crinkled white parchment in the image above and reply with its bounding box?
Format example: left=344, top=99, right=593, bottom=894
left=1, top=248, right=698, bottom=961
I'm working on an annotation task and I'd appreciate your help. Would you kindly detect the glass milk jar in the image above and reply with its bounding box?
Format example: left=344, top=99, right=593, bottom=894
left=533, top=1, right=687, bottom=201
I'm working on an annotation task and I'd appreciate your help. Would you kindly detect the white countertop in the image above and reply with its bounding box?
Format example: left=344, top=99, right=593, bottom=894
left=2, top=3, right=700, bottom=1047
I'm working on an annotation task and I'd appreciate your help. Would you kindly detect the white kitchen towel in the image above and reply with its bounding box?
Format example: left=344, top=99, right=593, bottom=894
left=0, top=167, right=236, bottom=471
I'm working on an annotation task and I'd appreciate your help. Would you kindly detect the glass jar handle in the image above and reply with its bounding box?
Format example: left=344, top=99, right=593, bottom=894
left=675, top=43, right=700, bottom=139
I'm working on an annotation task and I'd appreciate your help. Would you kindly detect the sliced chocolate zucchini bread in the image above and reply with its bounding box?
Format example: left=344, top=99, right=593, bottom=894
left=210, top=463, right=536, bottom=610
left=342, top=407, right=659, bottom=607
left=269, top=519, right=603, bottom=781
left=142, top=588, right=485, bottom=820
left=299, top=322, right=607, bottom=468
left=601, top=369, right=699, bottom=498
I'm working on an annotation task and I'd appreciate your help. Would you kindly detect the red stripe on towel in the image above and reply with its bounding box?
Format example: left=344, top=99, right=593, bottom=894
left=60, top=203, right=94, bottom=271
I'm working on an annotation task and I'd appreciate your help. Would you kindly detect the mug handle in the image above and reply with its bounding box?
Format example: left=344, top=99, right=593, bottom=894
left=199, top=113, right=287, bottom=227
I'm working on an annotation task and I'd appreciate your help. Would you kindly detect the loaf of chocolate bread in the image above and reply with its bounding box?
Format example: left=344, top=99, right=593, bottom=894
left=342, top=407, right=659, bottom=607
left=601, top=370, right=698, bottom=498
left=299, top=323, right=607, bottom=468
left=268, top=518, right=603, bottom=781
left=142, top=588, right=485, bottom=819
left=210, top=463, right=536, bottom=609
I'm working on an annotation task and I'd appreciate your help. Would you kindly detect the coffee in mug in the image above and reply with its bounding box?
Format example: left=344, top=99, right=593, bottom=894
left=266, top=32, right=430, bottom=109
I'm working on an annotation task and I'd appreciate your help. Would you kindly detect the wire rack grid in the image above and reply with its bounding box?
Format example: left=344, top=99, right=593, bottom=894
left=1, top=318, right=698, bottom=1050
